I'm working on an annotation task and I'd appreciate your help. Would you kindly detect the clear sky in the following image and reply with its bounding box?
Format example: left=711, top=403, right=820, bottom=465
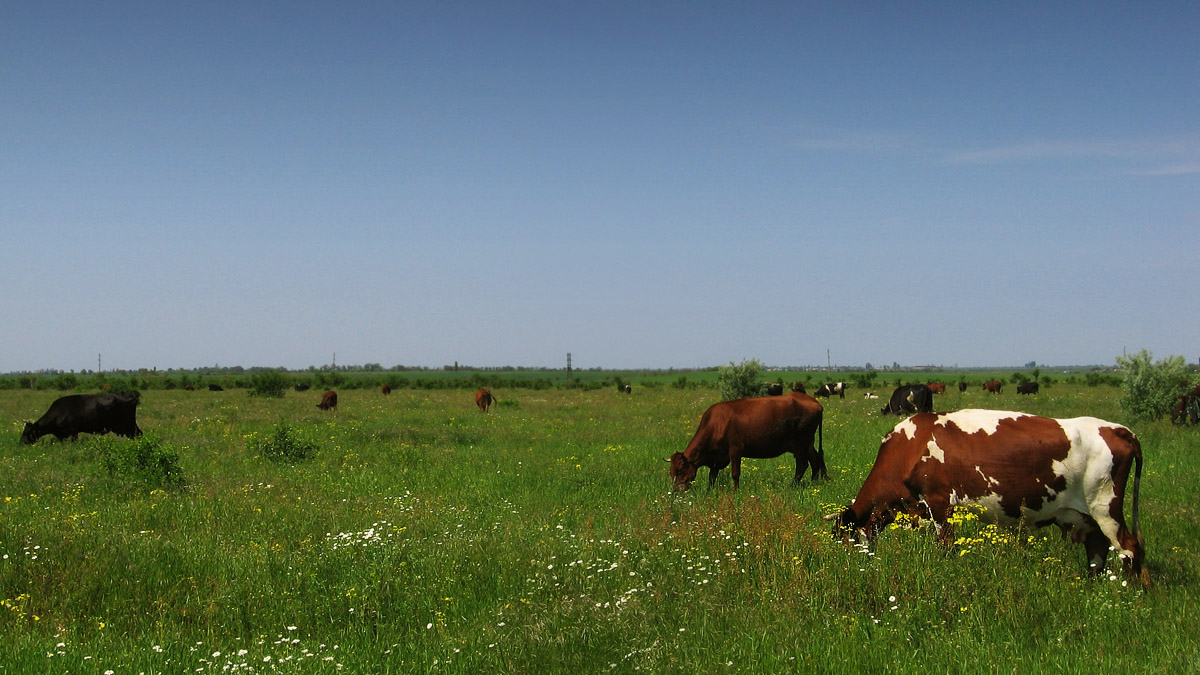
left=3, top=2, right=1197, bottom=373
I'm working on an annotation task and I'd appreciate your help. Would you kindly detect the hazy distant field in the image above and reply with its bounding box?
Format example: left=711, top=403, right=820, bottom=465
left=1, top=383, right=1197, bottom=672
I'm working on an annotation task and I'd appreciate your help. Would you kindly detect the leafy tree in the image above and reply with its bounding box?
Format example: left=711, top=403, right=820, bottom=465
left=1116, top=349, right=1190, bottom=421
left=249, top=369, right=288, bottom=398
left=717, top=359, right=762, bottom=401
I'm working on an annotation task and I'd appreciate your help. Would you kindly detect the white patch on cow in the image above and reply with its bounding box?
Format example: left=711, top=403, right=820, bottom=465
left=887, top=417, right=921, bottom=443
left=937, top=409, right=1029, bottom=436
left=922, top=440, right=945, bottom=463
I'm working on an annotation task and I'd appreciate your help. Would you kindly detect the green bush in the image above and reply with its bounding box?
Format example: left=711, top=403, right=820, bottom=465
left=99, top=434, right=185, bottom=487
left=850, top=370, right=878, bottom=389
left=717, top=359, right=762, bottom=401
left=249, top=369, right=288, bottom=398
left=248, top=422, right=319, bottom=463
left=1117, top=349, right=1190, bottom=421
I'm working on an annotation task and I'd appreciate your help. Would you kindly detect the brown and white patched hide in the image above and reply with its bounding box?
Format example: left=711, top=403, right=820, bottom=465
left=836, top=409, right=1145, bottom=581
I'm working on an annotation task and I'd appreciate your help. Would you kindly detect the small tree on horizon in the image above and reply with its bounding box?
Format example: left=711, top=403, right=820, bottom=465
left=717, top=359, right=762, bottom=401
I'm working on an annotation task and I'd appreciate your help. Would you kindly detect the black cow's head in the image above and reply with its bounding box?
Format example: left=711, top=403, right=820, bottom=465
left=667, top=452, right=699, bottom=491
left=20, top=422, right=41, bottom=445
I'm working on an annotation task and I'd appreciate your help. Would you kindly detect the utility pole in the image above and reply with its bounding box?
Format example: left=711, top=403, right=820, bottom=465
left=98, top=353, right=102, bottom=373
left=566, top=352, right=572, bottom=376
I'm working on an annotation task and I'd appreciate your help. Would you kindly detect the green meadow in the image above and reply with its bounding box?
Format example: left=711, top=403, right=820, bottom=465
left=1, top=381, right=1197, bottom=673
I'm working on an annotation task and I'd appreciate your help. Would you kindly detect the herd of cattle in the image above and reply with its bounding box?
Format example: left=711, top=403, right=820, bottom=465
left=16, top=379, right=1147, bottom=584
left=667, top=379, right=1147, bottom=585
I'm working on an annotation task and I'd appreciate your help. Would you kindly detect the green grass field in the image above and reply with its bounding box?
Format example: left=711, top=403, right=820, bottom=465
left=1, top=383, right=1197, bottom=673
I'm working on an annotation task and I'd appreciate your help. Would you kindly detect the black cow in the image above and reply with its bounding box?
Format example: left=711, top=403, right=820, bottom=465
left=958, top=382, right=969, bottom=393
left=21, top=393, right=143, bottom=444
left=764, top=382, right=784, bottom=396
left=208, top=384, right=224, bottom=392
left=815, top=382, right=845, bottom=399
left=881, top=384, right=933, bottom=415
left=1017, top=382, right=1040, bottom=395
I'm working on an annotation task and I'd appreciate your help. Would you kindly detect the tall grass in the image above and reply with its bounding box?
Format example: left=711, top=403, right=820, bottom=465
left=1, top=384, right=1196, bottom=672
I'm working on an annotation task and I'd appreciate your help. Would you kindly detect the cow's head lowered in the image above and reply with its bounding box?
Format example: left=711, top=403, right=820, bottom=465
left=20, top=421, right=41, bottom=445
left=667, top=452, right=700, bottom=491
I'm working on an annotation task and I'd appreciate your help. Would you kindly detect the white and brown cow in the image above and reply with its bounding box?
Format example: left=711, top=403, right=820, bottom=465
left=827, top=409, right=1147, bottom=583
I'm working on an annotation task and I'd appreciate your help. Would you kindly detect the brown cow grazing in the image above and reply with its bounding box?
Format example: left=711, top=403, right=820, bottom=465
left=927, top=382, right=946, bottom=394
left=826, top=409, right=1147, bottom=583
left=381, top=385, right=392, bottom=395
left=475, top=388, right=495, bottom=412
left=317, top=391, right=338, bottom=410
left=958, top=381, right=969, bottom=393
left=1016, top=381, right=1039, bottom=395
left=983, top=380, right=1003, bottom=394
left=668, top=392, right=825, bottom=491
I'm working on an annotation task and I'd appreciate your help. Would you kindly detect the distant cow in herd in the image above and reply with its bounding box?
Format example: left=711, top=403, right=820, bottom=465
left=475, top=388, right=495, bottom=412
left=294, top=383, right=311, bottom=392
left=926, top=382, right=946, bottom=395
left=958, top=382, right=969, bottom=393
left=316, top=390, right=338, bottom=410
left=21, top=393, right=143, bottom=444
left=764, top=382, right=784, bottom=396
left=1172, top=383, right=1200, bottom=424
left=827, top=410, right=1147, bottom=583
left=381, top=384, right=392, bottom=395
left=208, top=384, right=224, bottom=392
left=668, top=392, right=825, bottom=491
left=881, top=384, right=934, bottom=416
left=791, top=382, right=807, bottom=394
left=815, top=382, right=845, bottom=399
left=1017, top=381, right=1040, bottom=395
left=983, top=380, right=1003, bottom=394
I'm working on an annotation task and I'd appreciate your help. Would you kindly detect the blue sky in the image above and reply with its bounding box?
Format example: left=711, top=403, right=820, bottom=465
left=3, top=2, right=1197, bottom=372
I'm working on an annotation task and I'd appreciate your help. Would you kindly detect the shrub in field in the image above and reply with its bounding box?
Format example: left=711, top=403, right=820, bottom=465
left=717, top=359, right=762, bottom=401
left=248, top=422, right=319, bottom=463
left=314, top=371, right=347, bottom=390
left=99, top=434, right=185, bottom=487
left=52, top=373, right=79, bottom=391
left=1117, top=349, right=1190, bottom=421
left=850, top=370, right=878, bottom=389
left=249, top=369, right=288, bottom=398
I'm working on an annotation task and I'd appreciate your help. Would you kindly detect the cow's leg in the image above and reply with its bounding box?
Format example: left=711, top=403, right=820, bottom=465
left=792, top=452, right=806, bottom=484
left=1089, top=498, right=1148, bottom=583
left=920, top=495, right=957, bottom=546
left=729, top=455, right=742, bottom=490
left=1082, top=529, right=1111, bottom=575
left=708, top=466, right=720, bottom=489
